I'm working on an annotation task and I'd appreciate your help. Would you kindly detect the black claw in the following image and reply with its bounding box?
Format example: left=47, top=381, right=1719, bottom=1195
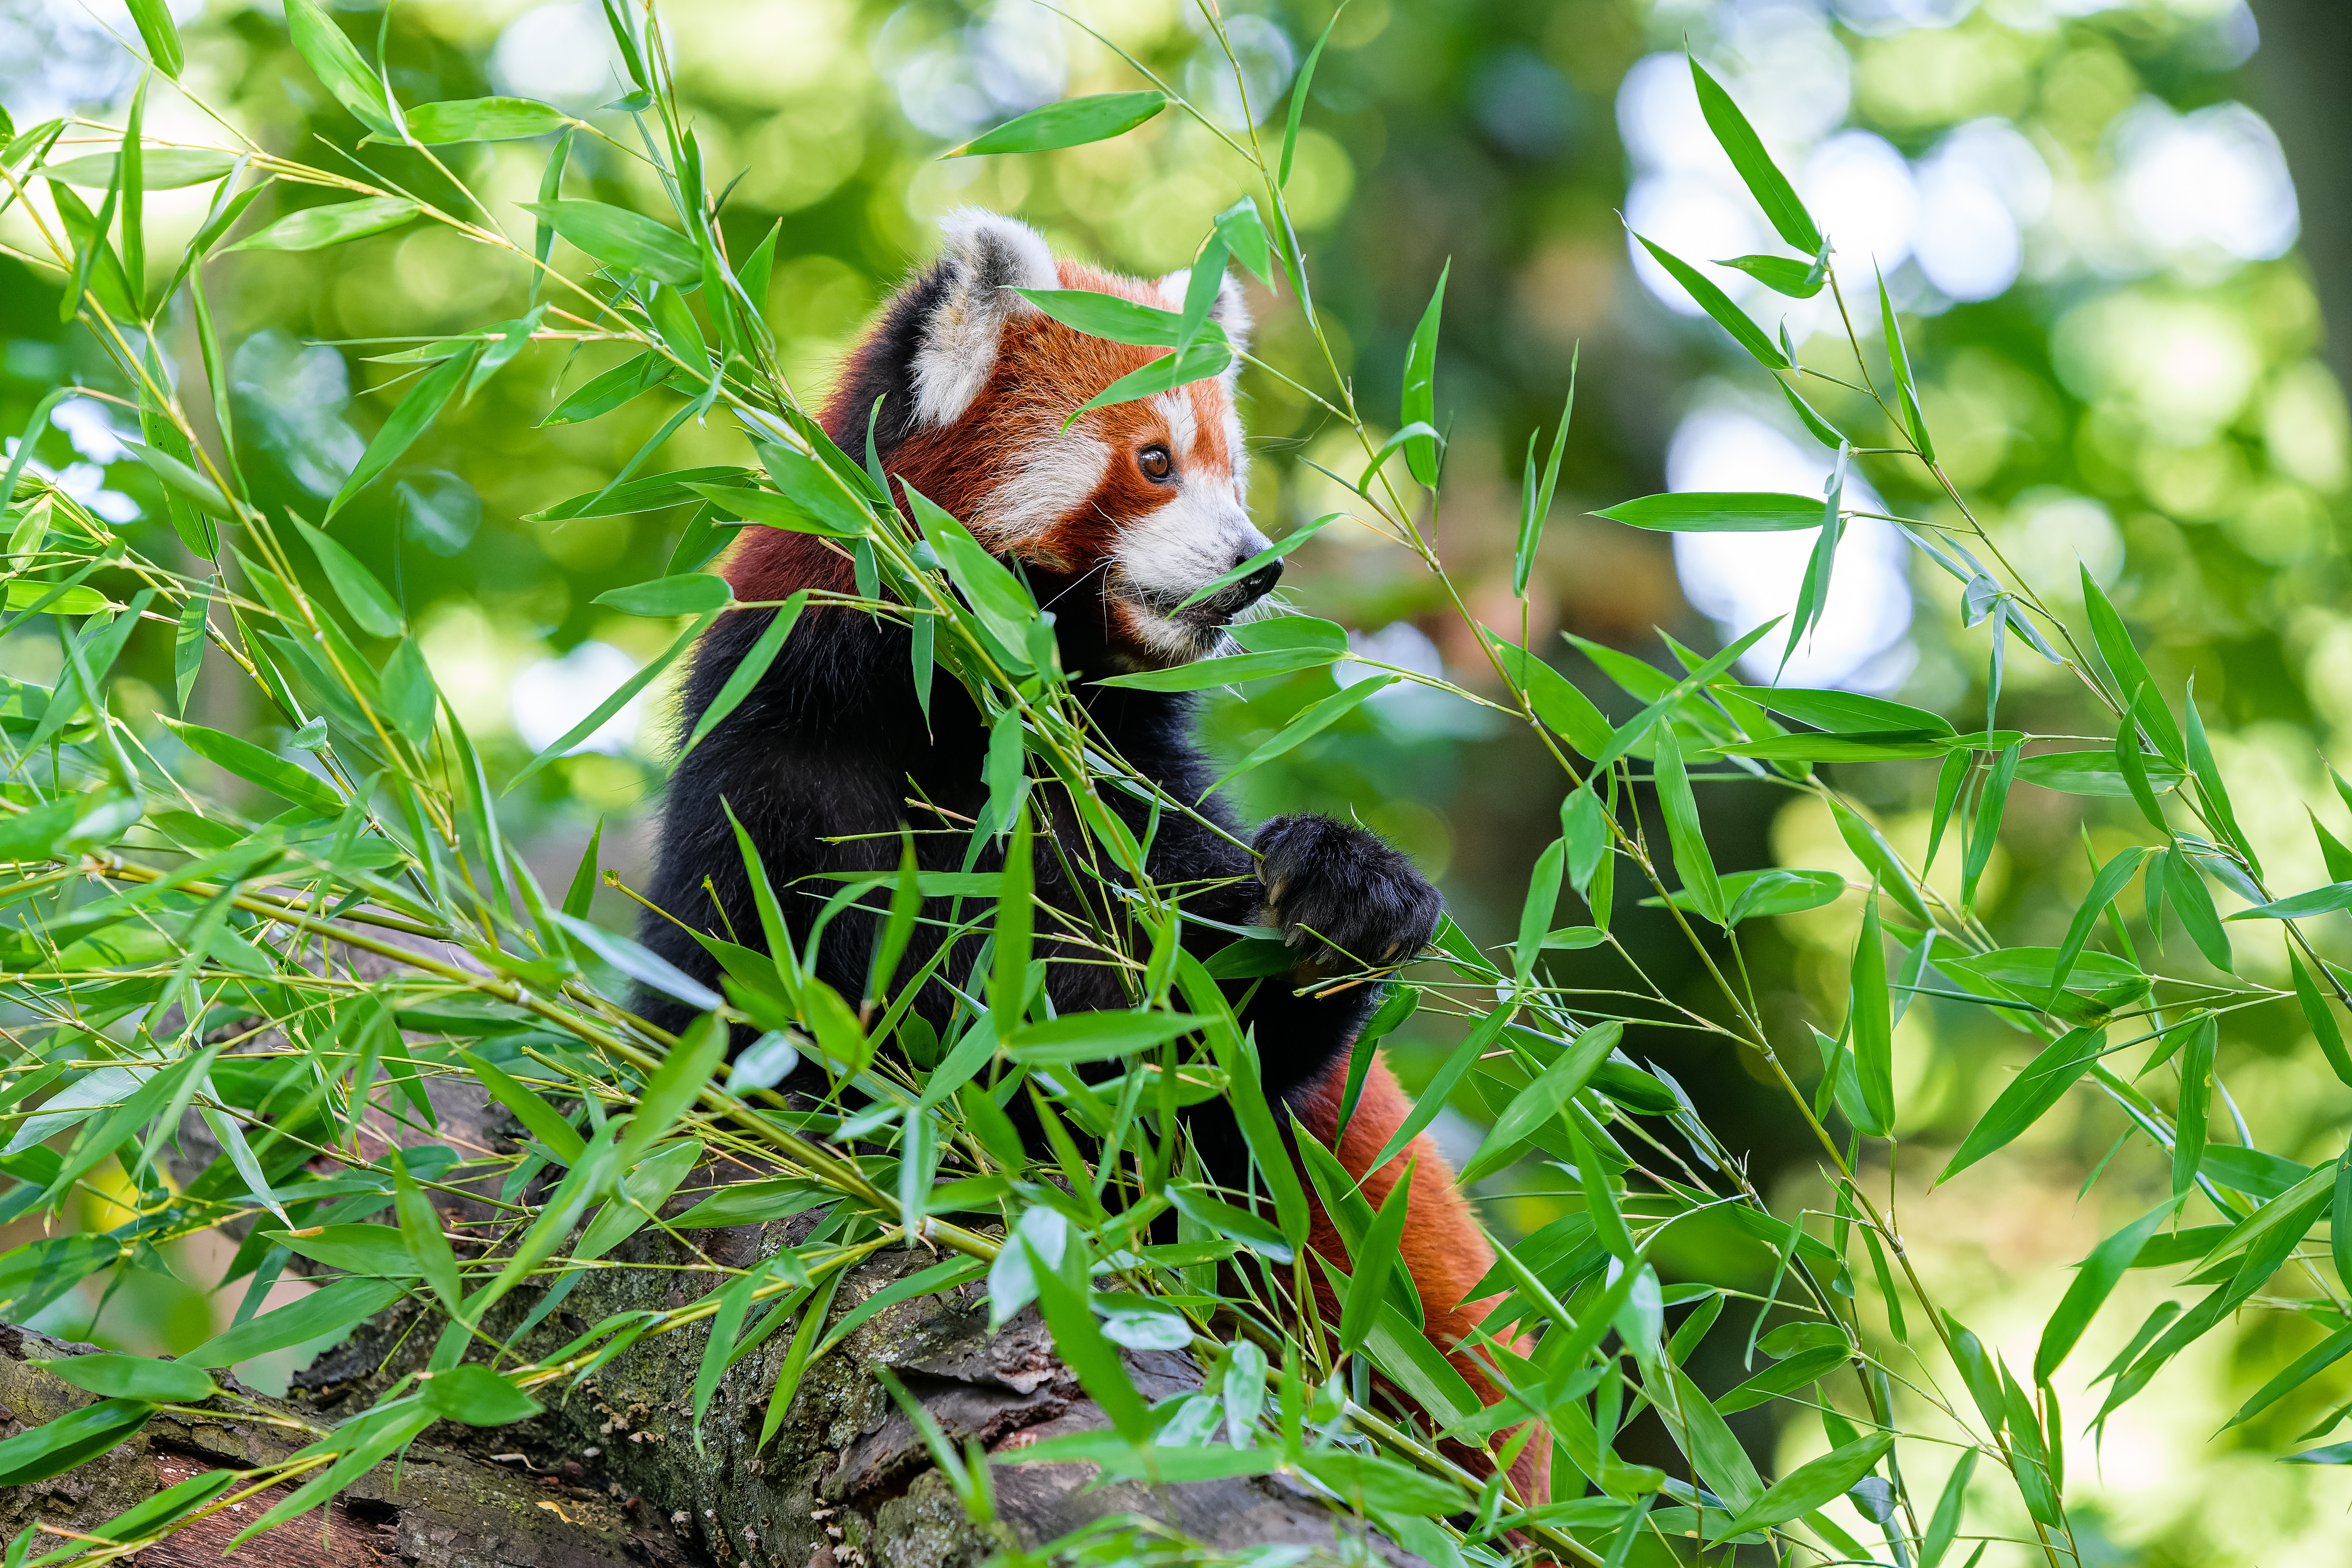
left=1252, top=814, right=1442, bottom=976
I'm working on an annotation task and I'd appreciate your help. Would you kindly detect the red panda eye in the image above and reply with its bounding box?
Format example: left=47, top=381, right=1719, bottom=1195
left=1138, top=444, right=1174, bottom=482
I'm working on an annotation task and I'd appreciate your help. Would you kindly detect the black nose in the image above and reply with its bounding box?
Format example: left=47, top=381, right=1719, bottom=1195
left=1237, top=557, right=1284, bottom=603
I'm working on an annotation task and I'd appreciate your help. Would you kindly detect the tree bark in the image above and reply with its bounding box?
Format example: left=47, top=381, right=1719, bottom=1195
left=4, top=1072, right=1425, bottom=1568
left=2250, top=0, right=2352, bottom=391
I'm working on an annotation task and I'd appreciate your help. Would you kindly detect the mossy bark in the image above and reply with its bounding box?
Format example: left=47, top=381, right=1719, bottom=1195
left=19, top=1066, right=1423, bottom=1568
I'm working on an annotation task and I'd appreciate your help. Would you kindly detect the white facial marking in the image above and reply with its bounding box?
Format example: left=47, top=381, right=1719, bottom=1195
left=1113, top=484, right=1271, bottom=609
left=911, top=209, right=1057, bottom=429
left=975, top=428, right=1111, bottom=547
left=1151, top=390, right=1200, bottom=463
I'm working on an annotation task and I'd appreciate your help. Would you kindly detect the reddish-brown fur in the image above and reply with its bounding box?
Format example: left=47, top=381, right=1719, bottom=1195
left=713, top=249, right=1546, bottom=1505
left=1294, top=1059, right=1553, bottom=1505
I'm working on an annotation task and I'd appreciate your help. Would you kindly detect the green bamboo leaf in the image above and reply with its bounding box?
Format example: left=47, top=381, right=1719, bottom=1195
left=1878, top=267, right=1934, bottom=460
left=2034, top=1198, right=2180, bottom=1384
left=1593, top=491, right=1822, bottom=531
left=1514, top=838, right=1566, bottom=985
left=2289, top=950, right=2352, bottom=1088
left=0, top=1400, right=152, bottom=1487
left=183, top=1277, right=405, bottom=1367
left=1032, top=1242, right=1149, bottom=1442
left=163, top=719, right=342, bottom=814
left=2184, top=679, right=2256, bottom=874
left=1653, top=725, right=1724, bottom=925
left=2080, top=568, right=2183, bottom=763
left=1174, top=953, right=1312, bottom=1246
left=1338, top=1157, right=1416, bottom=1354
left=460, top=1051, right=587, bottom=1163
left=290, top=517, right=402, bottom=637
left=229, top=195, right=419, bottom=252
left=542, top=351, right=667, bottom=427
left=1633, top=234, right=1787, bottom=368
left=1213, top=196, right=1271, bottom=285
left=1063, top=341, right=1232, bottom=426
left=1719, top=1433, right=1893, bottom=1538
left=1458, top=1020, right=1623, bottom=1185
left=125, top=0, right=183, bottom=76
left=262, top=1223, right=418, bottom=1276
left=282, top=0, right=395, bottom=134
left=2047, top=847, right=2152, bottom=1001
left=947, top=92, right=1165, bottom=156
left=1010, top=1011, right=1210, bottom=1066
left=34, top=1353, right=213, bottom=1404
left=1485, top=632, right=1614, bottom=758
left=1715, top=253, right=1825, bottom=297
left=421, top=1363, right=542, bottom=1425
left=1280, top=16, right=1335, bottom=187
left=1961, top=742, right=2019, bottom=913
left=1921, top=1450, right=1976, bottom=1567
left=517, top=198, right=700, bottom=286
left=399, top=97, right=571, bottom=144
left=1011, top=288, right=1190, bottom=346
left=393, top=1157, right=462, bottom=1314
left=2165, top=849, right=2235, bottom=971
left=1167, top=1184, right=1292, bottom=1263
left=593, top=572, right=732, bottom=618
left=1732, top=686, right=1953, bottom=737
left=2023, top=746, right=2186, bottom=798
left=682, top=591, right=806, bottom=757
left=1092, top=648, right=1339, bottom=692
left=1361, top=1002, right=1517, bottom=1178
left=1400, top=261, right=1448, bottom=485
left=1849, top=887, right=1894, bottom=1136
left=1940, top=1026, right=2107, bottom=1181
left=1515, top=362, right=1576, bottom=594
left=1688, top=55, right=1820, bottom=253
left=1662, top=1366, right=1766, bottom=1517
left=1174, top=512, right=1341, bottom=612
left=506, top=607, right=722, bottom=789
left=326, top=343, right=479, bottom=520
left=2173, top=1013, right=2217, bottom=1201
left=45, top=148, right=230, bottom=189
left=1207, top=675, right=1394, bottom=796
left=904, top=483, right=1040, bottom=662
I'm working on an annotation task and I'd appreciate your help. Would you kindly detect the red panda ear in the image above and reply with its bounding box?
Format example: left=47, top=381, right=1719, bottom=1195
left=907, top=208, right=1059, bottom=429
left=1154, top=265, right=1252, bottom=357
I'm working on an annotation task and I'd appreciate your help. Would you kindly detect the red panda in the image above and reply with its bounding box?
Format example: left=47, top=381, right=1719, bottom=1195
left=636, top=210, right=1548, bottom=1506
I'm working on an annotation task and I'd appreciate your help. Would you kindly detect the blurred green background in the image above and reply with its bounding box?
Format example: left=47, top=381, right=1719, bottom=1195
left=7, top=0, right=2352, bottom=1558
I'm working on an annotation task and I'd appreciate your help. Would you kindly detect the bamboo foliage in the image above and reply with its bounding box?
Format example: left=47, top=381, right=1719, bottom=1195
left=0, top=10, right=2344, bottom=1568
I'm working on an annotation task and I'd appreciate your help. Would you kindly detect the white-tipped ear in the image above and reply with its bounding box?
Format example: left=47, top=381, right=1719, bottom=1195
left=910, top=209, right=1059, bottom=429
left=1155, top=267, right=1252, bottom=356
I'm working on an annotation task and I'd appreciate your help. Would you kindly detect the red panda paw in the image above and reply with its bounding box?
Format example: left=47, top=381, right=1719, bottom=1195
left=1253, top=815, right=1442, bottom=976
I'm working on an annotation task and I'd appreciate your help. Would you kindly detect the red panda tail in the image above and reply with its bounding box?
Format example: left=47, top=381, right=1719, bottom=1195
left=1290, top=1055, right=1553, bottom=1509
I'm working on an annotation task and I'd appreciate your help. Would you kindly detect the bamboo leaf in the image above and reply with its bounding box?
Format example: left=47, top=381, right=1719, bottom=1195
left=1940, top=1027, right=2107, bottom=1181
left=400, top=97, right=572, bottom=143
left=517, top=199, right=700, bottom=286
left=1338, top=1157, right=1416, bottom=1354
left=327, top=343, right=479, bottom=520
left=1688, top=55, right=1819, bottom=253
left=1653, top=725, right=1724, bottom=926
left=282, top=0, right=396, bottom=134
left=1400, top=261, right=1448, bottom=485
left=1632, top=234, right=1787, bottom=368
left=1594, top=491, right=1821, bottom=531
left=1458, top=1020, right=1623, bottom=1185
left=229, top=197, right=419, bottom=252
left=947, top=92, right=1165, bottom=157
left=1849, top=887, right=1894, bottom=1136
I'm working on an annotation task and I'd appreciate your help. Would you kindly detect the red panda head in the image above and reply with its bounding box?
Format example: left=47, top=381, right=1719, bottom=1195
left=788, top=209, right=1277, bottom=670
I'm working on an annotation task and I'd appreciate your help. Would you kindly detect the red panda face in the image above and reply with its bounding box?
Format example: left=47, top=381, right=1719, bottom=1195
left=819, top=210, right=1279, bottom=672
